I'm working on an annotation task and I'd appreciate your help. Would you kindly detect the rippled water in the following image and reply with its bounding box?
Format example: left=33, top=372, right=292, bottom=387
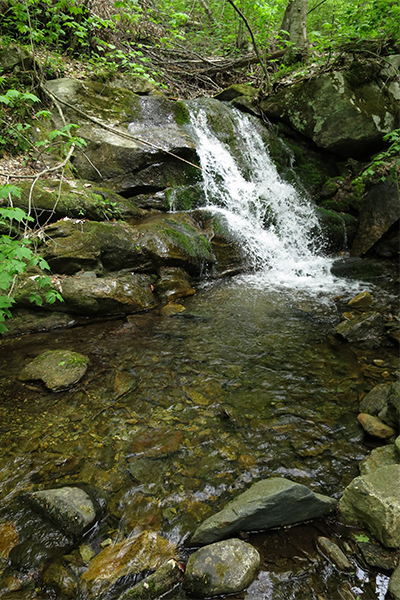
left=0, top=276, right=398, bottom=599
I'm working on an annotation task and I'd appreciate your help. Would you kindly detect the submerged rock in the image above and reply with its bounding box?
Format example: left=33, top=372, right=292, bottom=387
left=184, top=539, right=260, bottom=598
left=339, top=465, right=400, bottom=548
left=190, top=477, right=336, bottom=545
left=335, top=311, right=386, bottom=346
left=42, top=561, right=78, bottom=599
left=79, top=531, right=177, bottom=600
left=117, top=559, right=183, bottom=599
left=18, top=350, right=89, bottom=391
left=24, top=487, right=97, bottom=538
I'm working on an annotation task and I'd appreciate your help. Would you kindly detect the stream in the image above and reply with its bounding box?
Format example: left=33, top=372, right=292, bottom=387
left=0, top=99, right=398, bottom=599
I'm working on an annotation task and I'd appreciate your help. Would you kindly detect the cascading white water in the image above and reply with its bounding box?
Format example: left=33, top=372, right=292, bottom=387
left=188, top=101, right=345, bottom=291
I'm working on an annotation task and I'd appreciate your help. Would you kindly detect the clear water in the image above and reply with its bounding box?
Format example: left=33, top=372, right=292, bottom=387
left=0, top=103, right=397, bottom=599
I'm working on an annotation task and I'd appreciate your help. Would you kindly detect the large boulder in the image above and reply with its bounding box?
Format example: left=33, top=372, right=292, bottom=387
left=184, top=539, right=260, bottom=598
left=339, top=465, right=400, bottom=548
left=191, top=477, right=336, bottom=545
left=260, top=60, right=400, bottom=158
left=42, top=78, right=200, bottom=194
left=40, top=214, right=214, bottom=276
left=351, top=177, right=400, bottom=257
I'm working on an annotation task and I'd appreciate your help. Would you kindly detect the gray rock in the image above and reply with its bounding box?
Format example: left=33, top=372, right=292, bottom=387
left=339, top=465, right=400, bottom=548
left=184, top=539, right=260, bottom=598
left=396, top=436, right=400, bottom=455
left=260, top=69, right=400, bottom=158
left=316, top=537, right=353, bottom=571
left=118, top=559, right=183, bottom=600
left=389, top=564, right=400, bottom=600
left=359, top=445, right=400, bottom=475
left=385, top=381, right=400, bottom=430
left=191, top=477, right=336, bottom=545
left=335, top=311, right=386, bottom=346
left=25, top=487, right=97, bottom=538
left=18, top=350, right=89, bottom=391
left=351, top=178, right=400, bottom=257
left=359, top=383, right=391, bottom=416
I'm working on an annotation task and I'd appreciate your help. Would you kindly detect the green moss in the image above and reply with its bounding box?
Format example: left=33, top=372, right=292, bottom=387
left=173, top=100, right=190, bottom=126
left=163, top=220, right=212, bottom=260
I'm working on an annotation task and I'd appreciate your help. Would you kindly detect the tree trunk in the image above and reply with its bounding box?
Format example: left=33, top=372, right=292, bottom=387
left=280, top=0, right=309, bottom=65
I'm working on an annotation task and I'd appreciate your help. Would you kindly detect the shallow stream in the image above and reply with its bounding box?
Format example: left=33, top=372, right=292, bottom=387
left=0, top=273, right=398, bottom=599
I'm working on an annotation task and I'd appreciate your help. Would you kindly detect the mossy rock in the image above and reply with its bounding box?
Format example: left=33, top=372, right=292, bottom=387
left=165, top=184, right=206, bottom=211
left=315, top=207, right=358, bottom=252
left=18, top=349, right=89, bottom=391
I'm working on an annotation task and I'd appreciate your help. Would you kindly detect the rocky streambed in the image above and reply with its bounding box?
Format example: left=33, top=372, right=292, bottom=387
left=0, top=275, right=399, bottom=600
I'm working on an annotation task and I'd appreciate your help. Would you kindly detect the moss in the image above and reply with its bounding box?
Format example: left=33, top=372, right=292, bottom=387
left=163, top=220, right=212, bottom=260
left=164, top=185, right=205, bottom=211
left=173, top=100, right=190, bottom=126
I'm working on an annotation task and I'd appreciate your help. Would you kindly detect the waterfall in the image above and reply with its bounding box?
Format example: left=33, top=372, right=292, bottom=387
left=187, top=100, right=340, bottom=291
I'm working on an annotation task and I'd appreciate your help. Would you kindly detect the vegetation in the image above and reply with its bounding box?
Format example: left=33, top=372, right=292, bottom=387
left=0, top=0, right=399, bottom=332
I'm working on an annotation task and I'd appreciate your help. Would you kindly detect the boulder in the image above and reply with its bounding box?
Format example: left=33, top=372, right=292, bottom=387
left=339, top=465, right=400, bottom=547
left=79, top=531, right=177, bottom=600
left=155, top=267, right=196, bottom=302
left=184, top=539, right=260, bottom=598
left=351, top=178, right=400, bottom=257
left=18, top=350, right=88, bottom=391
left=42, top=78, right=198, bottom=194
left=24, top=487, right=97, bottom=538
left=384, top=381, right=400, bottom=430
left=260, top=65, right=400, bottom=158
left=191, top=477, right=336, bottom=545
left=40, top=215, right=214, bottom=276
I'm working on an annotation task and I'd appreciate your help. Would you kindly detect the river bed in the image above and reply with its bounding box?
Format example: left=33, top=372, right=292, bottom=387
left=0, top=272, right=398, bottom=599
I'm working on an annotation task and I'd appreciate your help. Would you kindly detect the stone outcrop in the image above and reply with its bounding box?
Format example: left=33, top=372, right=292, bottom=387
left=260, top=58, right=400, bottom=158
left=191, top=477, right=336, bottom=545
left=339, top=465, right=400, bottom=548
left=184, top=539, right=260, bottom=598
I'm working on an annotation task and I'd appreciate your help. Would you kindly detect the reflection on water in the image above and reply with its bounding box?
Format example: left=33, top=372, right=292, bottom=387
left=0, top=277, right=398, bottom=599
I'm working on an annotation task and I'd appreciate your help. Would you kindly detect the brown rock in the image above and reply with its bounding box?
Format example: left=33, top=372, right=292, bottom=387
left=130, top=427, right=183, bottom=458
left=347, top=291, right=373, bottom=309
left=357, top=413, right=395, bottom=439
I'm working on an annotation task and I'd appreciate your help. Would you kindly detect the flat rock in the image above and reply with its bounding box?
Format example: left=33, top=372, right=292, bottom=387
left=339, top=465, right=400, bottom=548
left=25, top=486, right=96, bottom=538
left=118, top=559, right=183, bottom=599
left=18, top=350, right=89, bottom=391
left=191, top=477, right=336, bottom=545
left=335, top=311, right=386, bottom=346
left=184, top=539, right=260, bottom=598
left=359, top=383, right=391, bottom=415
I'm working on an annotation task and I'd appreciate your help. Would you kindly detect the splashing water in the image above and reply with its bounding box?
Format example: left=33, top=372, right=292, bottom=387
left=188, top=101, right=345, bottom=291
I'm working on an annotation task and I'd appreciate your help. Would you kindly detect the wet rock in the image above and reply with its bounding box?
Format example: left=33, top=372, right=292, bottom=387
left=357, top=413, right=395, bottom=439
left=396, top=435, right=400, bottom=454
left=316, top=537, right=353, bottom=571
left=351, top=177, right=400, bottom=257
left=24, top=487, right=97, bottom=538
left=335, top=311, right=386, bottom=346
left=330, top=257, right=392, bottom=281
left=160, top=302, right=186, bottom=316
left=1, top=309, right=78, bottom=338
left=184, top=539, right=260, bottom=598
left=79, top=531, right=177, bottom=600
left=0, top=522, right=19, bottom=560
left=389, top=564, right=400, bottom=600
left=43, top=79, right=197, bottom=194
left=359, top=383, right=391, bottom=416
left=339, top=465, right=400, bottom=547
left=191, top=477, right=336, bottom=545
left=384, top=381, right=400, bottom=430
left=40, top=214, right=214, bottom=276
left=359, top=444, right=400, bottom=475
left=355, top=536, right=400, bottom=570
left=155, top=267, right=195, bottom=302
left=42, top=561, right=78, bottom=599
left=315, top=207, right=357, bottom=252
left=117, top=559, right=183, bottom=599
left=18, top=350, right=89, bottom=391
left=8, top=541, right=54, bottom=571
left=347, top=291, right=373, bottom=310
